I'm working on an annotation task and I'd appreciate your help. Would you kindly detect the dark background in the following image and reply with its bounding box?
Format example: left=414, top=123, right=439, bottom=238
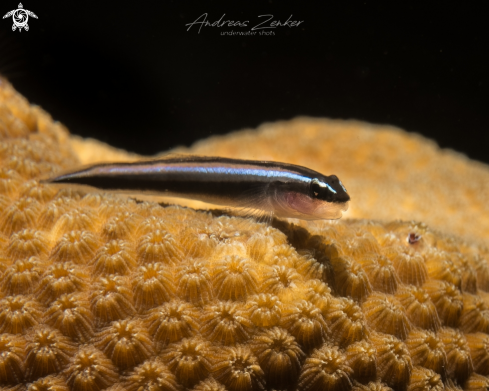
left=1, top=1, right=488, bottom=163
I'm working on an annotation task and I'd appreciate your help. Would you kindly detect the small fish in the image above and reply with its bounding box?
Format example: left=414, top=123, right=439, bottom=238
left=42, top=155, right=350, bottom=220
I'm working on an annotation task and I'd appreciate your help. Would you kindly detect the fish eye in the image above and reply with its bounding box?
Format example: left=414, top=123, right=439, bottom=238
left=311, top=179, right=321, bottom=197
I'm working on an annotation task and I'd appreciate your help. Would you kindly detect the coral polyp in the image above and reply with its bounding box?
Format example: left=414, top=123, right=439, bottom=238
left=1, top=78, right=489, bottom=390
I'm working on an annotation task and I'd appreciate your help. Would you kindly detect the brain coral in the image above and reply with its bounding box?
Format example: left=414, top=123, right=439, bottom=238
left=1, top=77, right=489, bottom=391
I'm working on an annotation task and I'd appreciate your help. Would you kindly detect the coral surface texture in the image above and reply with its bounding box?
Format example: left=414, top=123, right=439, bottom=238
left=0, top=78, right=489, bottom=391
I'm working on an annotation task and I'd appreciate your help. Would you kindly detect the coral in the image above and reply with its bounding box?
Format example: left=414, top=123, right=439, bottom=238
left=44, top=292, right=94, bottom=342
left=27, top=375, right=70, bottom=391
left=0, top=295, right=44, bottom=334
left=298, top=344, right=353, bottom=391
left=137, top=230, right=183, bottom=264
left=201, top=301, right=252, bottom=345
left=370, top=332, right=412, bottom=390
left=407, top=367, right=444, bottom=391
left=325, top=296, right=367, bottom=347
left=50, top=230, right=100, bottom=265
left=438, top=327, right=474, bottom=383
left=395, top=285, right=441, bottom=332
left=362, top=292, right=411, bottom=340
left=90, top=275, right=136, bottom=326
left=95, top=319, right=154, bottom=370
left=92, top=239, right=136, bottom=276
left=36, top=262, right=88, bottom=304
left=7, top=229, right=48, bottom=259
left=132, top=262, right=175, bottom=311
left=25, top=326, right=77, bottom=381
left=176, top=260, right=213, bottom=305
left=331, top=255, right=372, bottom=302
left=250, top=327, right=305, bottom=389
left=281, top=300, right=329, bottom=351
left=161, top=337, right=212, bottom=388
left=1, top=257, right=45, bottom=295
left=145, top=299, right=199, bottom=349
left=404, top=330, right=447, bottom=379
left=244, top=294, right=283, bottom=328
left=66, top=345, right=118, bottom=391
left=212, top=345, right=266, bottom=391
left=0, top=333, right=25, bottom=384
left=423, top=280, right=463, bottom=327
left=123, top=358, right=180, bottom=391
left=465, top=333, right=489, bottom=375
left=358, top=254, right=400, bottom=295
left=389, top=250, right=428, bottom=287
left=345, top=340, right=377, bottom=383
left=1, top=78, right=489, bottom=390
left=212, top=255, right=257, bottom=301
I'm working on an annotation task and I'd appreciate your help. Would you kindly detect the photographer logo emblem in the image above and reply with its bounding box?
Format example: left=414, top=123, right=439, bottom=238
left=3, top=3, right=37, bottom=32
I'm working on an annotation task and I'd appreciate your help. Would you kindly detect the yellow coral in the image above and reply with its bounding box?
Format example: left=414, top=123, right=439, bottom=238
left=1, top=78, right=489, bottom=391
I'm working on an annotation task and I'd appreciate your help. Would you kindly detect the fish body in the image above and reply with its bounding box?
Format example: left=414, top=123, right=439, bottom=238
left=43, top=156, right=350, bottom=220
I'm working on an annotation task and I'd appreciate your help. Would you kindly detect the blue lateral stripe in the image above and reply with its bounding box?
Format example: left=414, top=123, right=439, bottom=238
left=106, top=164, right=311, bottom=183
